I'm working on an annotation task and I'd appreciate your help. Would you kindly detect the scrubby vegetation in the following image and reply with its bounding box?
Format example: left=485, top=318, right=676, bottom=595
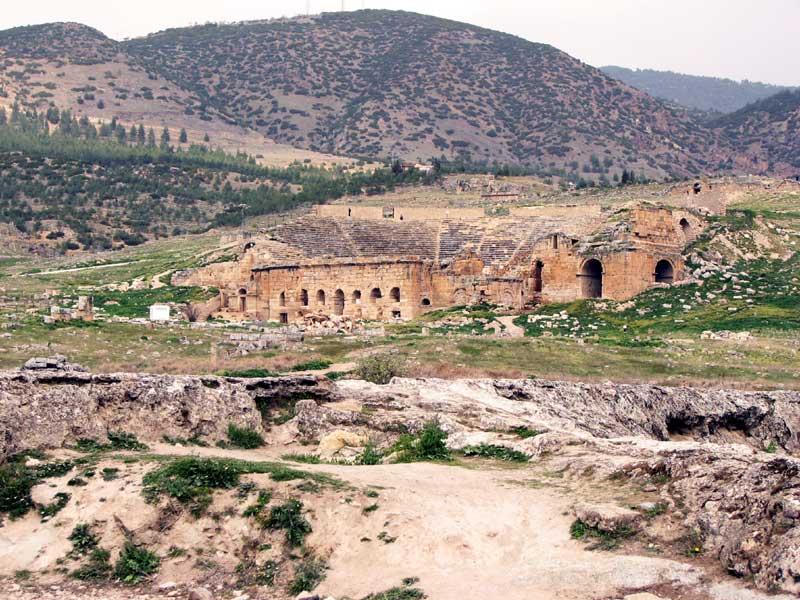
left=114, top=541, right=160, bottom=584
left=461, top=444, right=530, bottom=462
left=226, top=423, right=264, bottom=449
left=570, top=519, right=636, bottom=551
left=393, top=421, right=451, bottom=463
left=0, top=454, right=74, bottom=519
left=264, top=499, right=312, bottom=547
left=354, top=353, right=407, bottom=385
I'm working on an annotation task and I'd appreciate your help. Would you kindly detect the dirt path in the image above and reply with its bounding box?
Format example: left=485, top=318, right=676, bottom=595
left=20, top=261, right=138, bottom=277
left=496, top=315, right=526, bottom=338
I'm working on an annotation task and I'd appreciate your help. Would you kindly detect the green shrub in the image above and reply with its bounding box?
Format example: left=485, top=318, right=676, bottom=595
left=354, top=354, right=406, bottom=385
left=0, top=463, right=35, bottom=518
left=39, top=492, right=71, bottom=519
left=393, top=421, right=451, bottom=463
left=101, top=468, right=120, bottom=481
left=72, top=548, right=111, bottom=580
left=220, top=368, right=279, bottom=378
left=289, top=555, right=327, bottom=595
left=142, top=457, right=241, bottom=517
left=114, top=542, right=160, bottom=584
left=107, top=432, right=149, bottom=451
left=264, top=500, right=312, bottom=547
left=511, top=427, right=542, bottom=439
left=356, top=441, right=384, bottom=465
left=242, top=490, right=272, bottom=518
left=68, top=524, right=99, bottom=556
left=227, top=424, right=264, bottom=449
left=461, top=444, right=530, bottom=462
left=362, top=586, right=426, bottom=600
left=291, top=359, right=332, bottom=372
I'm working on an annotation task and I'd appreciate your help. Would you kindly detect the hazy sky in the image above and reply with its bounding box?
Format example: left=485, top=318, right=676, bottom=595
left=3, top=0, right=799, bottom=86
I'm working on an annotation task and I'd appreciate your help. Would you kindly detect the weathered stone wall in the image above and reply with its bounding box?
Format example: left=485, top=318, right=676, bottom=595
left=253, top=259, right=431, bottom=321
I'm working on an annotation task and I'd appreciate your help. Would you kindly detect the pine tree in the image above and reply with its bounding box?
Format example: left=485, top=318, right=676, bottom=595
left=161, top=127, right=170, bottom=144
left=147, top=128, right=157, bottom=148
left=137, top=124, right=146, bottom=145
left=203, top=132, right=210, bottom=142
left=116, top=126, right=127, bottom=144
left=129, top=124, right=137, bottom=142
left=179, top=128, right=188, bottom=143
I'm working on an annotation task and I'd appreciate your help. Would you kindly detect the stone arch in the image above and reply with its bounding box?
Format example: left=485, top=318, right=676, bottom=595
left=679, top=218, right=692, bottom=236
left=370, top=288, right=382, bottom=303
left=453, top=288, right=467, bottom=305
left=390, top=287, right=401, bottom=302
left=334, top=289, right=345, bottom=315
left=655, top=259, right=675, bottom=284
left=421, top=298, right=431, bottom=307
left=352, top=290, right=362, bottom=304
left=316, top=290, right=326, bottom=306
left=533, top=260, right=544, bottom=293
left=300, top=289, right=309, bottom=307
left=238, top=288, right=248, bottom=312
left=580, top=259, right=603, bottom=299
left=279, top=291, right=286, bottom=307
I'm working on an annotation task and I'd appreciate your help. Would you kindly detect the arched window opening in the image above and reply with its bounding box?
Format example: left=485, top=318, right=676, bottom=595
left=370, top=288, right=382, bottom=303
left=300, top=289, right=309, bottom=307
left=390, top=287, right=401, bottom=302
left=580, top=259, right=603, bottom=299
left=352, top=290, right=362, bottom=304
left=316, top=290, right=326, bottom=306
left=679, top=218, right=692, bottom=235
left=655, top=260, right=675, bottom=284
left=279, top=291, right=286, bottom=307
left=533, top=260, right=544, bottom=293
left=421, top=298, right=431, bottom=307
left=334, top=289, right=345, bottom=315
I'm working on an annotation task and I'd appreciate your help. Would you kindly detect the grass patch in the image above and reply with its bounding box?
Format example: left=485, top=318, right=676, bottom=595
left=281, top=453, right=323, bottom=465
left=226, top=423, right=264, bottom=449
left=511, top=427, right=542, bottom=439
left=460, top=444, right=530, bottom=462
left=142, top=457, right=341, bottom=517
left=569, top=519, right=636, bottom=551
left=76, top=432, right=148, bottom=453
left=0, top=457, right=74, bottom=519
left=264, top=500, right=312, bottom=547
left=114, top=541, right=160, bottom=584
left=242, top=490, right=272, bottom=518
left=68, top=524, right=99, bottom=556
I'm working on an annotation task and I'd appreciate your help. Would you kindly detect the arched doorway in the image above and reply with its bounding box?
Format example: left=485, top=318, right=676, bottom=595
left=654, top=260, right=675, bottom=284
left=334, top=289, right=345, bottom=315
left=580, top=259, right=603, bottom=299
left=352, top=290, right=362, bottom=304
left=300, top=289, right=309, bottom=307
left=279, top=291, right=286, bottom=307
left=238, top=288, right=248, bottom=312
left=370, top=288, right=382, bottom=303
left=533, top=260, right=544, bottom=293
left=316, top=290, right=326, bottom=306
left=390, top=287, right=401, bottom=302
left=679, top=218, right=692, bottom=236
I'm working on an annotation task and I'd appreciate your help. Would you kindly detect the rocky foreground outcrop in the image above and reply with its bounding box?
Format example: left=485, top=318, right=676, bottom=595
left=2, top=365, right=800, bottom=594
left=0, top=358, right=335, bottom=460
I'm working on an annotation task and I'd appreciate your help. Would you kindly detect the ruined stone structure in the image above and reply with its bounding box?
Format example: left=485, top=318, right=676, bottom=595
left=173, top=204, right=702, bottom=322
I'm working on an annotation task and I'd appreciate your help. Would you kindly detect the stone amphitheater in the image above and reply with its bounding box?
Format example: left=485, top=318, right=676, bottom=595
left=173, top=203, right=703, bottom=322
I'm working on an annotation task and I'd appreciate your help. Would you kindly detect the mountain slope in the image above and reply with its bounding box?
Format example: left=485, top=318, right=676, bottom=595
left=125, top=10, right=728, bottom=179
left=601, top=66, right=792, bottom=114
left=0, top=23, right=345, bottom=166
left=711, top=89, right=800, bottom=175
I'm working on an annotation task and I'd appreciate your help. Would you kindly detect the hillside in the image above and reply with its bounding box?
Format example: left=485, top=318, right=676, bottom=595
left=123, top=10, right=732, bottom=180
left=0, top=23, right=348, bottom=166
left=711, top=89, right=800, bottom=175
left=601, top=66, right=792, bottom=114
